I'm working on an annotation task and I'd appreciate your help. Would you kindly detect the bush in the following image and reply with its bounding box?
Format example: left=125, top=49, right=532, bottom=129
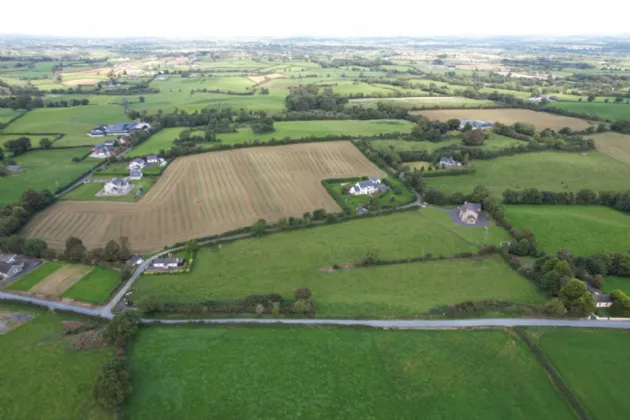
left=559, top=279, right=595, bottom=315
left=294, top=288, right=312, bottom=300
left=103, top=311, right=140, bottom=346
left=93, top=358, right=132, bottom=410
left=292, top=299, right=316, bottom=315
left=545, top=298, right=568, bottom=316
left=610, top=290, right=630, bottom=316
left=137, top=296, right=163, bottom=314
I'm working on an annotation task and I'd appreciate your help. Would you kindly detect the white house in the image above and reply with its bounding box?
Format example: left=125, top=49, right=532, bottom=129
left=129, top=171, right=143, bottom=180
left=152, top=258, right=184, bottom=269
left=584, top=282, right=613, bottom=308
left=439, top=157, right=462, bottom=169
left=459, top=119, right=495, bottom=130
left=127, top=255, right=144, bottom=266
left=146, top=155, right=159, bottom=164
left=349, top=177, right=389, bottom=196
left=0, top=254, right=25, bottom=280
left=103, top=178, right=130, bottom=195
left=528, top=95, right=557, bottom=102
left=458, top=202, right=481, bottom=225
left=128, top=158, right=146, bottom=171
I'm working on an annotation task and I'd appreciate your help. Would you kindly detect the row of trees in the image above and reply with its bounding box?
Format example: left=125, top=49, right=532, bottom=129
left=0, top=94, right=89, bottom=110
left=503, top=188, right=630, bottom=214
left=285, top=85, right=347, bottom=112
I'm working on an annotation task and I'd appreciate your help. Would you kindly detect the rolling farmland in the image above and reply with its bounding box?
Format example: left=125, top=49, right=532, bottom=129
left=23, top=142, right=385, bottom=252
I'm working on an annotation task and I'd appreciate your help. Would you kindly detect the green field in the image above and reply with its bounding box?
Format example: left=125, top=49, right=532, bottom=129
left=533, top=328, right=630, bottom=420
left=504, top=205, right=630, bottom=255
left=426, top=151, right=630, bottom=195
left=1, top=105, right=127, bottom=147
left=547, top=101, right=630, bottom=120
left=371, top=133, right=522, bottom=153
left=0, top=147, right=97, bottom=205
left=0, top=133, right=57, bottom=148
left=130, top=120, right=414, bottom=155
left=349, top=96, right=499, bottom=109
left=0, top=308, right=114, bottom=420
left=4, top=262, right=65, bottom=291
left=60, top=266, right=120, bottom=303
left=60, top=177, right=156, bottom=202
left=131, top=210, right=539, bottom=318
left=126, top=328, right=574, bottom=420
left=602, top=276, right=630, bottom=295
left=0, top=108, right=23, bottom=124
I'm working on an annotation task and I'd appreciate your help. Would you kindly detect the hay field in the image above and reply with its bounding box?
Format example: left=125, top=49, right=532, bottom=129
left=589, top=132, right=630, bottom=164
left=23, top=142, right=385, bottom=252
left=413, top=108, right=590, bottom=130
left=29, top=264, right=93, bottom=296
left=248, top=73, right=284, bottom=83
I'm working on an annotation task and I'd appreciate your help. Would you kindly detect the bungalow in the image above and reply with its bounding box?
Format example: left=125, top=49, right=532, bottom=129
left=129, top=171, right=143, bottom=180
left=439, top=157, right=462, bottom=169
left=152, top=258, right=184, bottom=269
left=127, top=255, right=144, bottom=266
left=146, top=155, right=159, bottom=164
left=458, top=202, right=481, bottom=225
left=584, top=282, right=613, bottom=308
left=128, top=158, right=146, bottom=171
left=103, top=178, right=130, bottom=194
left=89, top=122, right=150, bottom=137
left=459, top=119, right=495, bottom=130
left=0, top=254, right=24, bottom=280
left=349, top=177, right=389, bottom=196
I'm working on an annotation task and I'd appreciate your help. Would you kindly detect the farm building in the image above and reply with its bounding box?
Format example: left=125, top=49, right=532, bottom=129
left=92, top=144, right=114, bottom=158
left=129, top=171, right=143, bottom=180
left=458, top=202, right=481, bottom=225
left=103, top=178, right=130, bottom=195
left=90, top=122, right=150, bottom=137
left=128, top=255, right=144, bottom=266
left=152, top=258, right=184, bottom=269
left=439, top=157, right=462, bottom=169
left=349, top=177, right=389, bottom=196
left=459, top=119, right=495, bottom=130
left=0, top=254, right=24, bottom=280
left=129, top=158, right=147, bottom=171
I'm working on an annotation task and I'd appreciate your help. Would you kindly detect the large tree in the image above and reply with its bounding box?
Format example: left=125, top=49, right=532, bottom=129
left=4, top=137, right=31, bottom=156
left=460, top=129, right=486, bottom=146
left=559, top=279, right=596, bottom=315
left=65, top=236, right=86, bottom=261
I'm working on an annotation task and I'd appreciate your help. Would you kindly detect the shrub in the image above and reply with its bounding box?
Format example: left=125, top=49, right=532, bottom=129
left=610, top=290, right=630, bottom=316
left=294, top=288, right=312, bottom=300
left=103, top=311, right=140, bottom=346
left=559, top=279, right=595, bottom=315
left=136, top=296, right=163, bottom=314
left=93, top=358, right=132, bottom=410
left=545, top=298, right=568, bottom=316
left=292, top=299, right=316, bottom=315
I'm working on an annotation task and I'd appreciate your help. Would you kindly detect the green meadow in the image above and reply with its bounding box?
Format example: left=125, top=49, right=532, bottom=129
left=504, top=205, right=630, bottom=255
left=0, top=108, right=23, bottom=124
left=547, top=101, right=630, bottom=120
left=427, top=151, right=630, bottom=195
left=60, top=266, right=121, bottom=304
left=0, top=147, right=97, bottom=205
left=371, top=132, right=522, bottom=153
left=349, top=96, right=498, bottom=109
left=126, top=328, right=574, bottom=420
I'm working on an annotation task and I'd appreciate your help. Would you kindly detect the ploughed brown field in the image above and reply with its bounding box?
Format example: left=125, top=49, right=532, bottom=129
left=22, top=142, right=385, bottom=253
left=412, top=108, right=591, bottom=131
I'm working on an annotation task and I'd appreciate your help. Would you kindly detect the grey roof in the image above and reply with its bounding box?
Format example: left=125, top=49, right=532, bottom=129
left=356, top=181, right=377, bottom=189
left=461, top=202, right=482, bottom=212
left=594, top=293, right=613, bottom=303
left=0, top=254, right=17, bottom=263
left=128, top=255, right=143, bottom=264
left=109, top=178, right=128, bottom=187
left=459, top=119, right=494, bottom=128
left=0, top=259, right=22, bottom=275
left=153, top=258, right=183, bottom=265
left=107, top=122, right=138, bottom=131
left=440, top=157, right=458, bottom=164
left=132, top=158, right=145, bottom=164
left=130, top=171, right=142, bottom=177
left=5, top=165, right=22, bottom=172
left=103, top=140, right=116, bottom=146
left=146, top=155, right=158, bottom=160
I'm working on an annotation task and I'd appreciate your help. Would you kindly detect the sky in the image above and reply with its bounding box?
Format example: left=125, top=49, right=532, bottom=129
left=2, top=0, right=629, bottom=38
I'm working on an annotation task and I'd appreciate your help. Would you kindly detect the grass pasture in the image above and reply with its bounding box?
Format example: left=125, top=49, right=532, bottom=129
left=0, top=147, right=97, bottom=206
left=0, top=308, right=114, bottom=420
left=131, top=210, right=535, bottom=318
left=23, top=142, right=387, bottom=252
left=128, top=127, right=200, bottom=156
left=371, top=133, right=522, bottom=153
left=60, top=266, right=120, bottom=304
left=1, top=105, right=127, bottom=147
left=504, top=205, right=630, bottom=255
left=589, top=131, right=630, bottom=164
left=426, top=151, right=630, bottom=195
left=5, top=262, right=65, bottom=291
left=0, top=108, right=23, bottom=124
left=533, top=328, right=630, bottom=420
left=413, top=108, right=591, bottom=130
left=602, top=276, right=630, bottom=295
left=349, top=96, right=498, bottom=109
left=547, top=101, right=630, bottom=120
left=29, top=264, right=93, bottom=296
left=0, top=133, right=57, bottom=148
left=126, top=328, right=573, bottom=420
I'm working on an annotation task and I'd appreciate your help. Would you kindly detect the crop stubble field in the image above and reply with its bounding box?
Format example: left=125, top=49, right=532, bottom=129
left=23, top=142, right=385, bottom=252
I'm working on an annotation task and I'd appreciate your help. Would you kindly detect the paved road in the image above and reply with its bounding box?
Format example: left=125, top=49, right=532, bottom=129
left=0, top=291, right=107, bottom=318
left=53, top=161, right=107, bottom=198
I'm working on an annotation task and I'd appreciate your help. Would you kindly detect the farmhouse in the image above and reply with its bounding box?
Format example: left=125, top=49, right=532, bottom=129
left=0, top=254, right=24, bottom=280
left=458, top=202, right=481, bottom=225
left=129, top=171, right=143, bottom=180
left=152, top=258, right=184, bottom=269
left=129, top=158, right=147, bottom=171
left=89, top=122, right=150, bottom=137
left=459, top=119, right=495, bottom=130
left=103, top=178, right=130, bottom=195
left=439, top=157, right=462, bottom=169
left=349, top=177, right=389, bottom=196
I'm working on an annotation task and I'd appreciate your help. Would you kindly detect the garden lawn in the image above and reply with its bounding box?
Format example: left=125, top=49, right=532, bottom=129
left=0, top=147, right=97, bottom=205
left=533, top=328, right=630, bottom=420
left=504, top=205, right=630, bottom=255
left=547, top=101, right=630, bottom=120
left=1, top=105, right=126, bottom=147
left=126, top=328, right=574, bottom=420
left=601, top=276, right=630, bottom=295
left=0, top=308, right=114, bottom=420
left=60, top=177, right=156, bottom=202
left=427, top=151, right=630, bottom=195
left=60, top=266, right=120, bottom=304
left=324, top=175, right=414, bottom=210
left=4, top=262, right=65, bottom=291
left=131, top=211, right=541, bottom=318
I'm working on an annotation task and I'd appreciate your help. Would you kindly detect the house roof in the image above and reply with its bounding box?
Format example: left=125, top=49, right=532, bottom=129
left=0, top=254, right=17, bottom=263
left=461, top=202, right=481, bottom=213
left=146, top=155, right=158, bottom=160
left=132, top=158, right=145, bottom=164
left=128, top=255, right=143, bottom=264
left=440, top=156, right=457, bottom=163
left=459, top=119, right=494, bottom=128
left=109, top=178, right=128, bottom=187
left=130, top=171, right=142, bottom=177
left=356, top=180, right=378, bottom=189
left=153, top=258, right=183, bottom=265
left=5, top=165, right=22, bottom=172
